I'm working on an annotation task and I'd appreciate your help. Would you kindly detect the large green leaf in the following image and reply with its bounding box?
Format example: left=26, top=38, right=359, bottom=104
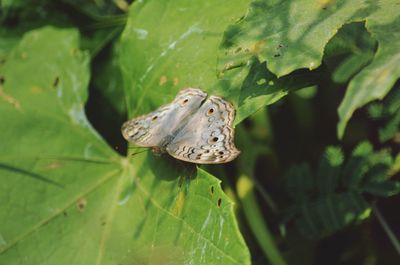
left=218, top=0, right=400, bottom=138
left=0, top=26, right=250, bottom=264
left=219, top=0, right=375, bottom=77
left=338, top=0, right=400, bottom=138
left=119, top=0, right=298, bottom=126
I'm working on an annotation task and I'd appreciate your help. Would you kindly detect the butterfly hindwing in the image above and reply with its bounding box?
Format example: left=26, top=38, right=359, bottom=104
left=166, top=96, right=240, bottom=164
left=121, top=88, right=207, bottom=147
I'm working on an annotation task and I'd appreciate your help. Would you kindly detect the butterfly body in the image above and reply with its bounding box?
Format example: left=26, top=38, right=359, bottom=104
left=121, top=88, right=240, bottom=164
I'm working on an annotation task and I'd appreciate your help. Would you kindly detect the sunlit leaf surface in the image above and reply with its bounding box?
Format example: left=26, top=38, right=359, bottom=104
left=0, top=25, right=250, bottom=264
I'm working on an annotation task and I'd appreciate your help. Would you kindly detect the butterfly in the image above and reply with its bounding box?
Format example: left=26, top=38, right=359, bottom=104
left=121, top=88, right=240, bottom=164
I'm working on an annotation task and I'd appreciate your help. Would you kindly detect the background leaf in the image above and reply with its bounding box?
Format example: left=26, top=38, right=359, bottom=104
left=284, top=143, right=399, bottom=239
left=219, top=0, right=375, bottom=77
left=0, top=26, right=250, bottom=265
left=337, top=0, right=400, bottom=137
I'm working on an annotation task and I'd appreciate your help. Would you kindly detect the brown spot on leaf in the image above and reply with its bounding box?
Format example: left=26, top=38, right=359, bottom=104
left=250, top=40, right=266, bottom=54
left=76, top=197, right=87, bottom=212
left=0, top=84, right=21, bottom=110
left=317, top=0, right=335, bottom=9
left=31, top=86, right=42, bottom=94
left=159, top=75, right=167, bottom=86
left=217, top=198, right=222, bottom=207
left=172, top=191, right=185, bottom=216
left=173, top=77, right=179, bottom=86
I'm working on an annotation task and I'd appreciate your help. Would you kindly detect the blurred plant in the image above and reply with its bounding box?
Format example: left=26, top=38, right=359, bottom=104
left=368, top=87, right=400, bottom=143
left=283, top=142, right=400, bottom=239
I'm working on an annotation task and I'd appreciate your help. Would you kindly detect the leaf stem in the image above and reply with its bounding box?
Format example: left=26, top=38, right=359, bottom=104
left=372, top=203, right=400, bottom=255
left=237, top=174, right=287, bottom=265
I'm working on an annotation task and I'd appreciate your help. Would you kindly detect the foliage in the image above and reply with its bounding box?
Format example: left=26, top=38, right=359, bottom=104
left=368, top=88, right=400, bottom=142
left=284, top=143, right=400, bottom=239
left=0, top=0, right=399, bottom=265
left=219, top=0, right=400, bottom=138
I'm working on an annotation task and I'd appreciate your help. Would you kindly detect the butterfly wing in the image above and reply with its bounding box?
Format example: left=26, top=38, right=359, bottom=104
left=166, top=95, right=240, bottom=164
left=121, top=88, right=207, bottom=147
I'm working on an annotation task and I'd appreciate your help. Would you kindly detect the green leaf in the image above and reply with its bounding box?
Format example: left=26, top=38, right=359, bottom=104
left=234, top=61, right=318, bottom=124
left=219, top=0, right=375, bottom=77
left=362, top=181, right=400, bottom=196
left=215, top=0, right=400, bottom=138
left=316, top=146, right=343, bottom=194
left=337, top=0, right=400, bottom=138
left=323, top=22, right=377, bottom=59
left=284, top=142, right=397, bottom=239
left=342, top=142, right=373, bottom=188
left=285, top=163, right=314, bottom=201
left=120, top=0, right=247, bottom=115
left=295, top=192, right=371, bottom=239
left=332, top=52, right=373, bottom=84
left=119, top=0, right=293, bottom=125
left=0, top=26, right=250, bottom=264
left=237, top=175, right=287, bottom=265
left=0, top=0, right=25, bottom=10
left=367, top=88, right=400, bottom=142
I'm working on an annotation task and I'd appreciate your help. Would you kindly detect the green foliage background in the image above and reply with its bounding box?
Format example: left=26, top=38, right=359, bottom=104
left=0, top=0, right=399, bottom=265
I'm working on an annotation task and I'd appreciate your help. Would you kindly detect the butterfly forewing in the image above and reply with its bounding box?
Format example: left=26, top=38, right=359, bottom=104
left=121, top=88, right=207, bottom=148
left=166, top=95, right=240, bottom=164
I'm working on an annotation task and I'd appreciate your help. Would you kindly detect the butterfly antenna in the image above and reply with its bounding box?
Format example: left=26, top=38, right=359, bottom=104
left=129, top=149, right=149, bottom=157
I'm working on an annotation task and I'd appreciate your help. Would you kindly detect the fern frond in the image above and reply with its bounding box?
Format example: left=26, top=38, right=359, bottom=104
left=284, top=142, right=399, bottom=239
